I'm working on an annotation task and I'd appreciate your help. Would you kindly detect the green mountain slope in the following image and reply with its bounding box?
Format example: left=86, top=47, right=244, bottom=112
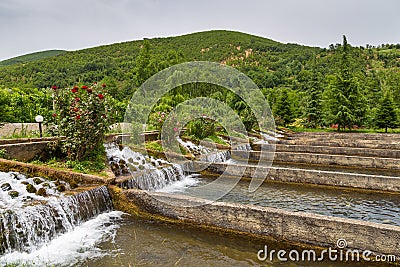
left=0, top=30, right=399, bottom=129
left=0, top=30, right=319, bottom=89
left=0, top=50, right=66, bottom=67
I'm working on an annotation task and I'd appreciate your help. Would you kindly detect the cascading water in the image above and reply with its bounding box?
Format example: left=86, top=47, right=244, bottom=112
left=0, top=170, right=120, bottom=265
left=120, top=164, right=190, bottom=191
left=109, top=137, right=251, bottom=192
left=105, top=143, right=168, bottom=176
left=0, top=185, right=113, bottom=254
left=177, top=137, right=211, bottom=155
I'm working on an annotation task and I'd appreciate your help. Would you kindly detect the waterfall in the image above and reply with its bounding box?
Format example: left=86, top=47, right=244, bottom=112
left=120, top=164, right=187, bottom=191
left=0, top=186, right=113, bottom=255
left=234, top=144, right=252, bottom=151
left=200, top=150, right=231, bottom=163
left=104, top=143, right=168, bottom=176
left=176, top=137, right=210, bottom=155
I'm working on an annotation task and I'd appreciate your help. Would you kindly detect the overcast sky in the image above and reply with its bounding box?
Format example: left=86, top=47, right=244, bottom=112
left=1, top=0, right=399, bottom=60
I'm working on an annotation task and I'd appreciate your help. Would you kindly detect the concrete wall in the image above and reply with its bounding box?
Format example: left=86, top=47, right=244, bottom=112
left=0, top=123, right=45, bottom=138
left=205, top=163, right=400, bottom=192
left=280, top=139, right=400, bottom=150
left=0, top=141, right=50, bottom=161
left=264, top=144, right=400, bottom=159
left=114, top=188, right=400, bottom=259
left=232, top=150, right=400, bottom=171
left=287, top=132, right=400, bottom=140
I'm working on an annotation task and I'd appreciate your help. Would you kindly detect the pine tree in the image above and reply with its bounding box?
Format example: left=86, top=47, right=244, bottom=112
left=304, top=57, right=322, bottom=128
left=375, top=92, right=398, bottom=133
left=323, top=35, right=365, bottom=131
left=136, top=39, right=152, bottom=87
left=274, top=89, right=292, bottom=126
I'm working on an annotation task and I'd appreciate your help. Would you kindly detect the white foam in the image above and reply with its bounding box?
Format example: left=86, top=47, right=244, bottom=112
left=0, top=211, right=124, bottom=267
left=156, top=174, right=201, bottom=193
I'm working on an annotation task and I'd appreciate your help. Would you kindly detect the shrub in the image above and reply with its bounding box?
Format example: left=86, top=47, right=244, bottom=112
left=186, top=115, right=215, bottom=140
left=50, top=83, right=113, bottom=161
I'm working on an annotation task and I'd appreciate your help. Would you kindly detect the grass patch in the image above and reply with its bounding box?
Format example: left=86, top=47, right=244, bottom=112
left=145, top=141, right=163, bottom=152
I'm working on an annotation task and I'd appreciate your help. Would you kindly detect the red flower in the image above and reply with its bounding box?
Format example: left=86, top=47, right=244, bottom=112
left=102, top=84, right=106, bottom=88
left=75, top=97, right=80, bottom=102
left=76, top=115, right=81, bottom=120
left=73, top=108, right=79, bottom=112
left=52, top=113, right=57, bottom=117
left=98, top=93, right=104, bottom=99
left=87, top=88, right=93, bottom=93
left=51, top=85, right=58, bottom=90
left=71, top=88, right=78, bottom=93
left=81, top=85, right=88, bottom=90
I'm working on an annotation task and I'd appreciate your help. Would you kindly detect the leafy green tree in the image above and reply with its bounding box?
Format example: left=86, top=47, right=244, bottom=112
left=375, top=92, right=398, bottom=132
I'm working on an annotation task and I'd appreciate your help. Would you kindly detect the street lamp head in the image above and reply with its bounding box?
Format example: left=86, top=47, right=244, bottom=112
left=35, top=115, right=44, bottom=123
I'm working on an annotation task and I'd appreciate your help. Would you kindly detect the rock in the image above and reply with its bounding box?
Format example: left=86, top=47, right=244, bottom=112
left=36, top=188, right=47, bottom=197
left=26, top=184, right=37, bottom=194
left=1, top=183, right=12, bottom=191
left=69, top=180, right=78, bottom=189
left=110, top=162, right=120, bottom=176
left=33, top=177, right=43, bottom=185
left=56, top=184, right=66, bottom=192
left=121, top=166, right=130, bottom=174
left=8, top=190, right=19, bottom=198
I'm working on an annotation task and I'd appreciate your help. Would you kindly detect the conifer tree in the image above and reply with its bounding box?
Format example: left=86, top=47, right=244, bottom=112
left=323, top=36, right=365, bottom=131
left=375, top=92, right=398, bottom=133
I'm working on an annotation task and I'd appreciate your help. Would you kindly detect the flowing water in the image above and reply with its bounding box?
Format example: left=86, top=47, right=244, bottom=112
left=175, top=175, right=400, bottom=227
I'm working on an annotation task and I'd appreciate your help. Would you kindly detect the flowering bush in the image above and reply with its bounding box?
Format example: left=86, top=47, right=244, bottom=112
left=51, top=83, right=113, bottom=161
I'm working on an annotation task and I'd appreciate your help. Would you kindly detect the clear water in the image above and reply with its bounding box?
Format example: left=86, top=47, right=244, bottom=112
left=176, top=175, right=400, bottom=227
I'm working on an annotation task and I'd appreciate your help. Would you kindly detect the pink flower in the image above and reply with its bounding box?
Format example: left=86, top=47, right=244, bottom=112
left=76, top=115, right=81, bottom=120
left=173, top=127, right=178, bottom=132
left=51, top=85, right=58, bottom=90
left=75, top=97, right=80, bottom=102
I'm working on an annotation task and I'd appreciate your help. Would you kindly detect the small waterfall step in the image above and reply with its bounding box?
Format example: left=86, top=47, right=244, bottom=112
left=0, top=185, right=113, bottom=255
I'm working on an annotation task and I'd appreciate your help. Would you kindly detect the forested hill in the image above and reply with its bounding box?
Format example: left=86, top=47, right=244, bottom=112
left=0, top=50, right=66, bottom=67
left=0, top=30, right=320, bottom=90
left=0, top=30, right=399, bottom=130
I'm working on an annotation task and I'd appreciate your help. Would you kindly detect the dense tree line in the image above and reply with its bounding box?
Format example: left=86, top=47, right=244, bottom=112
left=0, top=30, right=399, bottom=131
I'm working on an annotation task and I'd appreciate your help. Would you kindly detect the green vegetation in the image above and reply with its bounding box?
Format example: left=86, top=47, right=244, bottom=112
left=0, top=30, right=399, bottom=133
left=0, top=50, right=66, bottom=67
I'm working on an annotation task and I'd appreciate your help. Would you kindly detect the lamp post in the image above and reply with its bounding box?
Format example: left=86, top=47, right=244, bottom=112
left=35, top=115, right=44, bottom=138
